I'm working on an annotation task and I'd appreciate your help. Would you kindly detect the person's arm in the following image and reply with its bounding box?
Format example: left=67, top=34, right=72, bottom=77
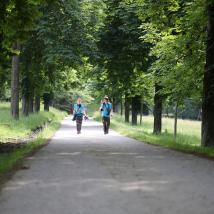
left=84, top=106, right=89, bottom=120
left=73, top=104, right=77, bottom=114
left=100, top=103, right=104, bottom=111
left=83, top=105, right=87, bottom=116
left=85, top=108, right=88, bottom=116
left=70, top=104, right=73, bottom=115
left=110, top=103, right=113, bottom=116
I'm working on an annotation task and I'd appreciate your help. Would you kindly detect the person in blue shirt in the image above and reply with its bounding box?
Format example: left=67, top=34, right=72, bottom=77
left=73, top=98, right=86, bottom=134
left=100, top=96, right=112, bottom=134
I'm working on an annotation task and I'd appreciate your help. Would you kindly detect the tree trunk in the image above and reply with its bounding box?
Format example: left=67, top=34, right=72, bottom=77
left=112, top=97, right=116, bottom=113
left=120, top=97, right=123, bottom=116
left=44, top=102, right=49, bottom=111
left=140, top=96, right=143, bottom=125
left=153, top=84, right=162, bottom=134
left=125, top=94, right=130, bottom=123
left=43, top=93, right=50, bottom=112
left=11, top=41, right=21, bottom=120
left=34, top=95, right=40, bottom=113
left=202, top=3, right=214, bottom=147
left=132, top=96, right=140, bottom=126
left=174, top=102, right=178, bottom=140
left=28, top=95, right=34, bottom=113
left=166, top=104, right=169, bottom=117
left=22, top=96, right=29, bottom=116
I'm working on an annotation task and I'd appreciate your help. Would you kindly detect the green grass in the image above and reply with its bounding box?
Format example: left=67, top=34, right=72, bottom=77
left=93, top=111, right=214, bottom=159
left=0, top=102, right=66, bottom=177
left=0, top=102, right=62, bottom=140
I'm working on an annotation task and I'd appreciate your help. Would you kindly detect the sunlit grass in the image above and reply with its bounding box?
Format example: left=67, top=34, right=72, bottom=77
left=0, top=102, right=65, bottom=140
left=110, top=114, right=201, bottom=146
left=94, top=111, right=214, bottom=158
left=0, top=102, right=66, bottom=176
left=140, top=115, right=201, bottom=138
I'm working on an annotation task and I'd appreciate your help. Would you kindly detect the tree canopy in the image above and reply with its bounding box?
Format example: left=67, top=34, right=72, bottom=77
left=0, top=0, right=214, bottom=147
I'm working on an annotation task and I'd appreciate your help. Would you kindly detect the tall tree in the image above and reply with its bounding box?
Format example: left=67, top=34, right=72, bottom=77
left=2, top=0, right=44, bottom=119
left=202, top=1, right=214, bottom=147
left=11, top=42, right=21, bottom=119
left=153, top=83, right=162, bottom=134
left=138, top=0, right=205, bottom=134
left=20, top=0, right=91, bottom=112
left=0, top=1, right=10, bottom=98
left=97, top=0, right=150, bottom=124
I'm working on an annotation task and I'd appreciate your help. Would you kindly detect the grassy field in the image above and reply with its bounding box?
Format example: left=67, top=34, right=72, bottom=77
left=0, top=102, right=63, bottom=140
left=0, top=102, right=66, bottom=177
left=94, top=111, right=214, bottom=158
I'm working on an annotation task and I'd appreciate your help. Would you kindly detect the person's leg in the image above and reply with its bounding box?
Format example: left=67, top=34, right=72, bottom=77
left=106, top=117, right=110, bottom=134
left=102, top=117, right=105, bottom=133
left=76, top=118, right=79, bottom=133
left=76, top=116, right=83, bottom=134
left=102, top=117, right=107, bottom=134
left=79, top=117, right=83, bottom=133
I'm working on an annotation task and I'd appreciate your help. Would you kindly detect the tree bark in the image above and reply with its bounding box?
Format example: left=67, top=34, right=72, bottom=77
left=22, top=94, right=34, bottom=116
left=166, top=104, right=169, bottom=117
left=174, top=102, right=178, bottom=140
left=43, top=93, right=51, bottom=112
left=202, top=3, right=214, bottom=147
left=22, top=96, right=29, bottom=116
left=34, top=95, right=40, bottom=113
left=153, top=84, right=162, bottom=134
left=44, top=102, right=49, bottom=111
left=11, top=41, right=21, bottom=120
left=132, top=96, right=140, bottom=126
left=28, top=95, right=34, bottom=113
left=140, top=96, right=143, bottom=125
left=120, top=97, right=123, bottom=116
left=112, top=97, right=116, bottom=113
left=125, top=94, right=130, bottom=123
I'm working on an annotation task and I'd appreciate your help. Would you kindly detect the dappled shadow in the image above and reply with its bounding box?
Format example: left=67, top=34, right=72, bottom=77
left=1, top=117, right=214, bottom=214
left=2, top=177, right=168, bottom=196
left=2, top=148, right=214, bottom=214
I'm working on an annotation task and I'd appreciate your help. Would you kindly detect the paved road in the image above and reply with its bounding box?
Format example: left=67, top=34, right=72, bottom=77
left=1, top=117, right=214, bottom=214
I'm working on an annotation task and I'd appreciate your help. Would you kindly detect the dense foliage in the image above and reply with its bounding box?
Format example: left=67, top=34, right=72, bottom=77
left=0, top=0, right=213, bottom=146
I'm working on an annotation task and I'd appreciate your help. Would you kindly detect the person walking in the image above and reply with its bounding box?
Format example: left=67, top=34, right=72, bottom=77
left=73, top=98, right=86, bottom=134
left=100, top=96, right=112, bottom=134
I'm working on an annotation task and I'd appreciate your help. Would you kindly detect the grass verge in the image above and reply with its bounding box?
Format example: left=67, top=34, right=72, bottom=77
left=0, top=102, right=63, bottom=140
left=0, top=106, right=66, bottom=183
left=93, top=111, right=214, bottom=159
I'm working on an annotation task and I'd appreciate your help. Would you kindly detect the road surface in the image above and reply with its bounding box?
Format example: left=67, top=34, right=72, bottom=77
left=0, top=117, right=214, bottom=214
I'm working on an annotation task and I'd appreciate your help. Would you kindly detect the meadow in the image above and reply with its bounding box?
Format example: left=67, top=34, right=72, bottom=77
left=112, top=114, right=201, bottom=145
left=0, top=102, right=64, bottom=140
left=94, top=111, right=214, bottom=158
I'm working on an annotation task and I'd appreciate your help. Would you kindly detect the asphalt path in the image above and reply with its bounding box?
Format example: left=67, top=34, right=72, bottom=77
left=1, top=117, right=214, bottom=214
